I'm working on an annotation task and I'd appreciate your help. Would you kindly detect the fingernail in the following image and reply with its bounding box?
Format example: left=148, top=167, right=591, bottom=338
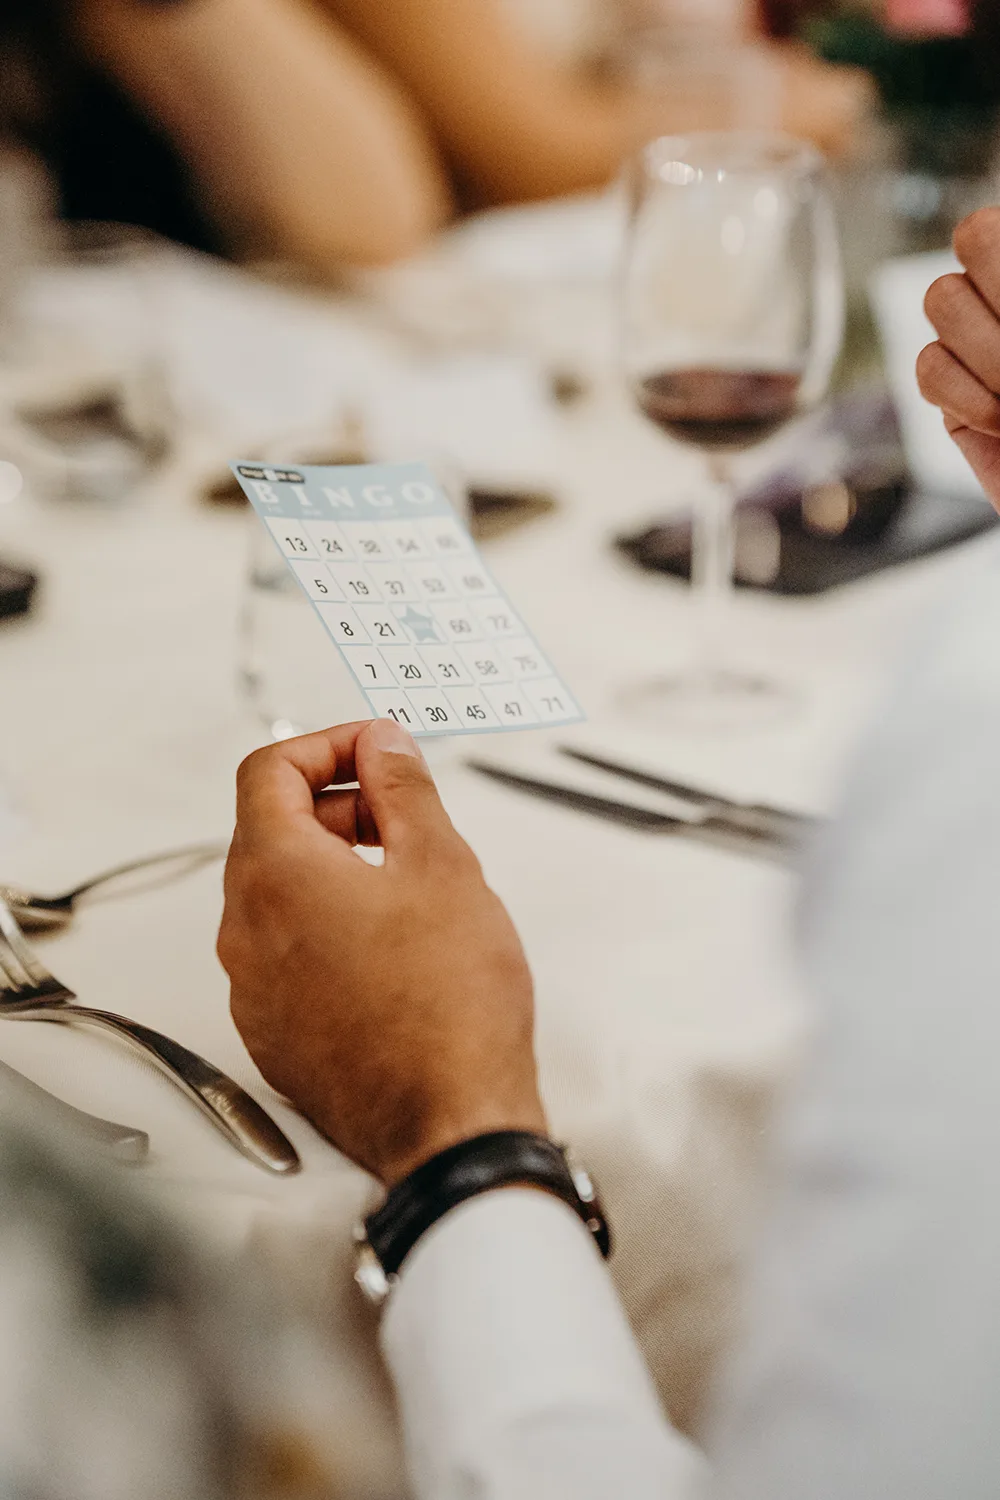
left=369, top=717, right=420, bottom=757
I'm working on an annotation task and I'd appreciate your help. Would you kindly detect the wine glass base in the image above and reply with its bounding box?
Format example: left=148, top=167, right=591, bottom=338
left=618, top=669, right=799, bottom=734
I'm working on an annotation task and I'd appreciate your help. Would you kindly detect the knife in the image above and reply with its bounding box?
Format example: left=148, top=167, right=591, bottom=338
left=558, top=747, right=815, bottom=847
left=468, top=761, right=789, bottom=858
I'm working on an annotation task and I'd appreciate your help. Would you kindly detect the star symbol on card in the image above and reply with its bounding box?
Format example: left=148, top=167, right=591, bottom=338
left=395, top=605, right=442, bottom=643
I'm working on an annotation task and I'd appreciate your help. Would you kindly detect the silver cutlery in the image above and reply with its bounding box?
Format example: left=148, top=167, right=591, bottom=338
left=1, top=841, right=229, bottom=932
left=558, top=747, right=816, bottom=848
left=467, top=761, right=787, bottom=858
left=0, top=1057, right=149, bottom=1162
left=0, top=898, right=301, bottom=1175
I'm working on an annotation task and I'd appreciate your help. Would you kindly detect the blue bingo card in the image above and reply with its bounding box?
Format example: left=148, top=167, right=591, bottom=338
left=231, top=461, right=583, bottom=737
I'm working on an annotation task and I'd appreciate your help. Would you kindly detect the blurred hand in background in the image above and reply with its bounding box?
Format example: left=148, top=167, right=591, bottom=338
left=918, top=208, right=1000, bottom=510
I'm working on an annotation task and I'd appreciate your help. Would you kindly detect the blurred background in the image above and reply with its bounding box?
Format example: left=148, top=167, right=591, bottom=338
left=3, top=0, right=999, bottom=930
left=2, top=6, right=1000, bottom=1489
left=0, top=2, right=996, bottom=518
left=1, top=0, right=996, bottom=608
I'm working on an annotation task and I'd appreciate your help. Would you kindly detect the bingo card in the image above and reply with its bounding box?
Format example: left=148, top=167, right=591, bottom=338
left=231, top=460, right=583, bottom=737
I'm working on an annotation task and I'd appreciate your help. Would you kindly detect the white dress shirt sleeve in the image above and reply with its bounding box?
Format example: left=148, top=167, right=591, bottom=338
left=384, top=538, right=1000, bottom=1500
left=381, top=1187, right=707, bottom=1500
left=706, top=539, right=1000, bottom=1500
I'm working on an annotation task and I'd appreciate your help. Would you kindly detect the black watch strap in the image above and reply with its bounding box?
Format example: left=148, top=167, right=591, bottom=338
left=361, top=1130, right=611, bottom=1283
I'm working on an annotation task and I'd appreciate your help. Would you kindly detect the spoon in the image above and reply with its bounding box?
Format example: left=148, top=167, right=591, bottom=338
left=1, top=842, right=229, bottom=932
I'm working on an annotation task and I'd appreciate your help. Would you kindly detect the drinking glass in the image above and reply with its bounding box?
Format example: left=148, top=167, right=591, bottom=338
left=239, top=517, right=361, bottom=741
left=47, top=222, right=175, bottom=469
left=622, top=130, right=844, bottom=728
left=7, top=222, right=176, bottom=503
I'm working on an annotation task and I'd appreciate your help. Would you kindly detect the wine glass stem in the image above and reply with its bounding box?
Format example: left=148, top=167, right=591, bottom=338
left=693, top=455, right=736, bottom=680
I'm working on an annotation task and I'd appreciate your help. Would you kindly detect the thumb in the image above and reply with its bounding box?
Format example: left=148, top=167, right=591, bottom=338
left=356, top=717, right=456, bottom=861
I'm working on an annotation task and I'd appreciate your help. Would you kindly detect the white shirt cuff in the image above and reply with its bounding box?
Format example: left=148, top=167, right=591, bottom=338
left=381, top=1187, right=705, bottom=1500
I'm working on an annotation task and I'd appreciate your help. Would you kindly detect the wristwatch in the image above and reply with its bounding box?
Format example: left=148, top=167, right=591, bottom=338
left=353, top=1129, right=611, bottom=1305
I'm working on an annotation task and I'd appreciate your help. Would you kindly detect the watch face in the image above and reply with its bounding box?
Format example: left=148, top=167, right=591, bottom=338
left=354, top=1242, right=392, bottom=1305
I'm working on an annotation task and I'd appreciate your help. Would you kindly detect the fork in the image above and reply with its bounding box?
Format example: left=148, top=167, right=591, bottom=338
left=1, top=840, right=229, bottom=932
left=0, top=898, right=301, bottom=1175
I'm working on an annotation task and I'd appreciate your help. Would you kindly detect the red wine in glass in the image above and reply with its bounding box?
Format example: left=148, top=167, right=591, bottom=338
left=620, top=132, right=843, bottom=727
left=636, top=368, right=802, bottom=452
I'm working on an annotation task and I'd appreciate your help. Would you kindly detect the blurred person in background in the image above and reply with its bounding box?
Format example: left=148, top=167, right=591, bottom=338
left=0, top=0, right=868, bottom=278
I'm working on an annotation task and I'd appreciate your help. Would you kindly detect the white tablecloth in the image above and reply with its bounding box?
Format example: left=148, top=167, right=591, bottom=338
left=0, top=245, right=984, bottom=1491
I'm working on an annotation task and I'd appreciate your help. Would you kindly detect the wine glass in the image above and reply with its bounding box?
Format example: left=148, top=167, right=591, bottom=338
left=622, top=130, right=844, bottom=729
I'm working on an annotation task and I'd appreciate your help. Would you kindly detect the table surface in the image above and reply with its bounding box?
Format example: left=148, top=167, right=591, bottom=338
left=0, top=243, right=987, bottom=1488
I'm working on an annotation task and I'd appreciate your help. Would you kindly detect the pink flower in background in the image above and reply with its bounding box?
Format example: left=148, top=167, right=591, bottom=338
left=884, top=0, right=970, bottom=36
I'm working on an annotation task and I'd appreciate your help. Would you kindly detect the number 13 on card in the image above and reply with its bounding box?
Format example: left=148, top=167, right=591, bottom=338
left=232, top=459, right=584, bottom=737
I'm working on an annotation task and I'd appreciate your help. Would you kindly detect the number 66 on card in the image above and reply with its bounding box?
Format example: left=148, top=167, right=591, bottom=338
left=232, top=460, right=584, bottom=737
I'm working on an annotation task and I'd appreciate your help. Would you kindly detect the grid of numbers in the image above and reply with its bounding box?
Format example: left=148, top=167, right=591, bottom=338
left=235, top=462, right=582, bottom=737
